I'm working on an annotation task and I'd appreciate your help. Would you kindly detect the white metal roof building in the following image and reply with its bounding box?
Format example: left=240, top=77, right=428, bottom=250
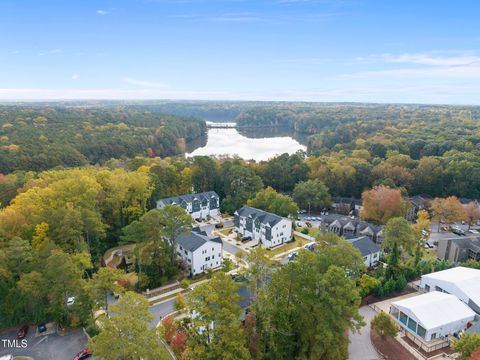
left=390, top=291, right=476, bottom=341
left=420, top=266, right=480, bottom=313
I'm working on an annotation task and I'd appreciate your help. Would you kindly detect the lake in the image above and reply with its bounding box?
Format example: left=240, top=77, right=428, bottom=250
left=186, top=123, right=307, bottom=161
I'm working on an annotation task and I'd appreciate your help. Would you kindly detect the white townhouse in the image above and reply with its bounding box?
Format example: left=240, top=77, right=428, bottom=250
left=234, top=206, right=292, bottom=248
left=156, top=191, right=220, bottom=220
left=177, top=228, right=223, bottom=276
left=348, top=236, right=380, bottom=267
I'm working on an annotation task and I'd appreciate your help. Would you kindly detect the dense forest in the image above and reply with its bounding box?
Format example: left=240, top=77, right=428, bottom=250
left=0, top=105, right=206, bottom=173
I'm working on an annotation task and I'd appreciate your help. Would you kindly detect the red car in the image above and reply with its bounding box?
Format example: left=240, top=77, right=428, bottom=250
left=17, top=325, right=29, bottom=339
left=73, top=348, right=91, bottom=360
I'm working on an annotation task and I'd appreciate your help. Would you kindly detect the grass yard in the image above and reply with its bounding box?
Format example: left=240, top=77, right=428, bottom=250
left=218, top=227, right=234, bottom=236
left=267, top=236, right=311, bottom=257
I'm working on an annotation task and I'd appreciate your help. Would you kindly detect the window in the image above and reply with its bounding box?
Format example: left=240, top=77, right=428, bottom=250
left=212, top=255, right=215, bottom=259
left=205, top=256, right=211, bottom=261
left=425, top=284, right=430, bottom=292
left=399, top=312, right=408, bottom=325
left=431, top=333, right=436, bottom=339
left=417, top=325, right=426, bottom=338
left=390, top=307, right=399, bottom=318
left=435, top=286, right=443, bottom=292
left=407, top=318, right=417, bottom=332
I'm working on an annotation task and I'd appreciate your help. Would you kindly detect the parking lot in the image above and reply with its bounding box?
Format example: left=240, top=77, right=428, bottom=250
left=0, top=326, right=90, bottom=360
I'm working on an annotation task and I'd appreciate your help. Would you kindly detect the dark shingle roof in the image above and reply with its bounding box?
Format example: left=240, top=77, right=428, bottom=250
left=452, top=237, right=480, bottom=252
left=235, top=206, right=285, bottom=227
left=332, top=196, right=362, bottom=206
left=157, top=191, right=219, bottom=207
left=178, top=228, right=222, bottom=252
left=349, top=236, right=380, bottom=256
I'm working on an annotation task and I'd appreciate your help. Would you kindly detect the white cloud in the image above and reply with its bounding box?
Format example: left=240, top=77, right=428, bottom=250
left=96, top=9, right=108, bottom=15
left=0, top=84, right=479, bottom=104
left=38, top=49, right=63, bottom=56
left=71, top=74, right=80, bottom=80
left=121, top=77, right=168, bottom=88
left=346, top=52, right=480, bottom=79
left=356, top=52, right=480, bottom=67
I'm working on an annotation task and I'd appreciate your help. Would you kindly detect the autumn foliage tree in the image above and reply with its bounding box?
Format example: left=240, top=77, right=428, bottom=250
left=431, top=196, right=465, bottom=231
left=464, top=202, right=480, bottom=230
left=361, top=186, right=407, bottom=224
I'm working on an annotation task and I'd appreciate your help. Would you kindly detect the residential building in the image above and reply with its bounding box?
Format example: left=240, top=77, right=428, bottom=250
left=348, top=236, right=380, bottom=267
left=234, top=206, right=292, bottom=248
left=421, top=266, right=480, bottom=313
left=177, top=227, right=223, bottom=276
left=156, top=191, right=220, bottom=219
left=319, top=214, right=383, bottom=243
left=406, top=195, right=432, bottom=222
left=390, top=291, right=476, bottom=342
left=437, top=237, right=480, bottom=264
left=331, top=196, right=363, bottom=215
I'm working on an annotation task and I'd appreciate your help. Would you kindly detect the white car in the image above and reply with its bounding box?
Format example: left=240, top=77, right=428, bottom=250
left=66, top=296, right=75, bottom=306
left=469, top=229, right=480, bottom=234
left=287, top=252, right=298, bottom=261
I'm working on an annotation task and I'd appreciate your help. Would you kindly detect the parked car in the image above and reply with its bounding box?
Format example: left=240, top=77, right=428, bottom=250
left=67, top=296, right=75, bottom=306
left=299, top=210, right=307, bottom=214
left=451, top=227, right=466, bottom=236
left=215, top=223, right=224, bottom=229
left=17, top=325, right=29, bottom=339
left=304, top=243, right=315, bottom=251
left=73, top=348, right=91, bottom=360
left=469, top=229, right=480, bottom=234
left=287, top=252, right=298, bottom=261
left=241, top=236, right=252, bottom=242
left=37, top=323, right=47, bottom=333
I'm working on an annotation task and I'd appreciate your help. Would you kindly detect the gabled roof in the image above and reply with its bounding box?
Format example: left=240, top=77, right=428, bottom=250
left=235, top=206, right=286, bottom=227
left=392, top=291, right=476, bottom=330
left=178, top=228, right=222, bottom=252
left=451, top=237, right=480, bottom=252
left=157, top=191, right=219, bottom=207
left=332, top=196, right=362, bottom=206
left=349, top=236, right=380, bottom=256
left=422, top=267, right=480, bottom=310
left=409, top=195, right=432, bottom=207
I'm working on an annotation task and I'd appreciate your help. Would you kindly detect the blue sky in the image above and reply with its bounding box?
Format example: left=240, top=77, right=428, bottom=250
left=1, top=0, right=479, bottom=104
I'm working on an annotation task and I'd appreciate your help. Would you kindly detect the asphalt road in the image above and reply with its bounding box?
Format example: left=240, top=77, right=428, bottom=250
left=148, top=283, right=252, bottom=328
left=348, top=306, right=381, bottom=360
left=149, top=297, right=177, bottom=328
left=0, top=326, right=90, bottom=360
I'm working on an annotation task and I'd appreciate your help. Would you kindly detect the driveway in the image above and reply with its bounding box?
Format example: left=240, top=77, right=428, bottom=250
left=0, top=327, right=90, bottom=360
left=348, top=306, right=381, bottom=360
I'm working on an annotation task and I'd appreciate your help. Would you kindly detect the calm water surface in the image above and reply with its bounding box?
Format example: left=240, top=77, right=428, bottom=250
left=186, top=123, right=307, bottom=161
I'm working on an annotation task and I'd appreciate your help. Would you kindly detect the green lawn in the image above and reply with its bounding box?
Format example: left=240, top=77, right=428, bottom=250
left=267, top=236, right=311, bottom=257
left=218, top=227, right=234, bottom=236
left=103, top=243, right=136, bottom=262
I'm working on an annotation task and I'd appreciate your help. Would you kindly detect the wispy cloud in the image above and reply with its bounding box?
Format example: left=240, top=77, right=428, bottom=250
left=174, top=11, right=338, bottom=24
left=356, top=52, right=480, bottom=67
left=1, top=83, right=479, bottom=104
left=345, top=52, right=480, bottom=79
left=71, top=74, right=80, bottom=80
left=38, top=48, right=63, bottom=56
left=208, top=12, right=264, bottom=22
left=121, top=77, right=168, bottom=88
left=96, top=9, right=108, bottom=15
